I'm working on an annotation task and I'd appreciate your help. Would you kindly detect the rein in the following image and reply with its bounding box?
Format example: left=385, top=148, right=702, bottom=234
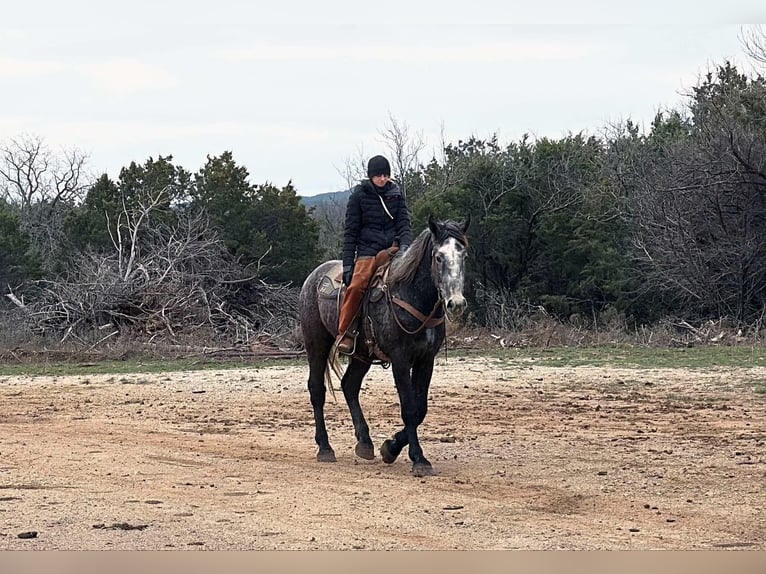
left=381, top=245, right=446, bottom=335
left=386, top=290, right=445, bottom=335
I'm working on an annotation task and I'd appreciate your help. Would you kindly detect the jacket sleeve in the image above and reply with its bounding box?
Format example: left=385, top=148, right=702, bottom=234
left=342, top=188, right=362, bottom=269
left=395, top=197, right=413, bottom=250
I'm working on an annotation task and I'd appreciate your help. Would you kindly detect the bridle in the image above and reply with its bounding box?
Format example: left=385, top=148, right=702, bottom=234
left=383, top=231, right=467, bottom=336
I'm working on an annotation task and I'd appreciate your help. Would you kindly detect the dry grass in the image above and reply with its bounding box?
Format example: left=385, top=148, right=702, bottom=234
left=3, top=306, right=765, bottom=367
left=446, top=316, right=764, bottom=351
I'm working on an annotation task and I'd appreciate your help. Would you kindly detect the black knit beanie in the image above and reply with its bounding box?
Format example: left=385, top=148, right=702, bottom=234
left=367, top=155, right=391, bottom=178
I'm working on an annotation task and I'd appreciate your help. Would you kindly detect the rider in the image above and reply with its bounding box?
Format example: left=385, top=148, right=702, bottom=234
left=336, top=155, right=413, bottom=354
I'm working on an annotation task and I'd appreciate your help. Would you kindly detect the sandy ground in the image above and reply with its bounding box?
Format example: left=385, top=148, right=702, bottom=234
left=0, top=355, right=764, bottom=550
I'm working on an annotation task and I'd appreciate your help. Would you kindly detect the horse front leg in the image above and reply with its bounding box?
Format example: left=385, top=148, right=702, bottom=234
left=381, top=358, right=435, bottom=476
left=341, top=358, right=374, bottom=459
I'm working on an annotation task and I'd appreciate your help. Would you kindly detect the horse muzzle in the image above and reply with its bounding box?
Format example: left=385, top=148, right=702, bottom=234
left=444, top=295, right=466, bottom=319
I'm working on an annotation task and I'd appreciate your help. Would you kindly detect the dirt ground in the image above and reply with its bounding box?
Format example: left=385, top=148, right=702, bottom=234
left=0, top=354, right=764, bottom=550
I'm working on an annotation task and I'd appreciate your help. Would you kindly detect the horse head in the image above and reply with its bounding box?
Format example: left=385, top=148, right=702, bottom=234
left=428, top=214, right=470, bottom=319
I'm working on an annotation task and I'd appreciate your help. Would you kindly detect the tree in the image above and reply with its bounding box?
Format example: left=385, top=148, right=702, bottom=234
left=379, top=114, right=426, bottom=200
left=0, top=199, right=42, bottom=297
left=0, top=135, right=91, bottom=272
left=117, top=155, right=192, bottom=212
left=191, top=151, right=255, bottom=258
left=526, top=135, right=635, bottom=319
left=192, top=152, right=321, bottom=284
left=410, top=132, right=636, bottom=326
left=614, top=63, right=766, bottom=324
left=249, top=182, right=321, bottom=284
left=310, top=194, right=347, bottom=261
left=740, top=24, right=766, bottom=70
left=64, top=174, right=121, bottom=253
left=66, top=156, right=192, bottom=257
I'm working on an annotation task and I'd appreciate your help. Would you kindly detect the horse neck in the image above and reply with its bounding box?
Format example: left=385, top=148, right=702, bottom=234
left=400, top=246, right=439, bottom=308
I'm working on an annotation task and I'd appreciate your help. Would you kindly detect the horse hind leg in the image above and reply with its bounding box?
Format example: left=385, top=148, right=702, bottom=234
left=305, top=329, right=336, bottom=462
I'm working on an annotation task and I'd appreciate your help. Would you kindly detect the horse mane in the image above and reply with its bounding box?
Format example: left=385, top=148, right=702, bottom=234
left=387, top=220, right=468, bottom=287
left=388, top=228, right=433, bottom=286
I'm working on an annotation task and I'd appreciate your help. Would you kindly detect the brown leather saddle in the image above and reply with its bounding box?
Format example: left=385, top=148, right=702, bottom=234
left=316, top=263, right=390, bottom=364
left=317, top=265, right=386, bottom=302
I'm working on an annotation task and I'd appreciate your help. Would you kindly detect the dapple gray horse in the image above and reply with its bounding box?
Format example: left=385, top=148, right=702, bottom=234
left=298, top=216, right=469, bottom=476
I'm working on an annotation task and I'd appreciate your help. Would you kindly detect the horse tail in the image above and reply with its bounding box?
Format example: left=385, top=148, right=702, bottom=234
left=324, top=345, right=342, bottom=401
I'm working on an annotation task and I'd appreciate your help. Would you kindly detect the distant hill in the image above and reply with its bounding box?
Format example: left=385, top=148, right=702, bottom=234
left=300, top=189, right=350, bottom=208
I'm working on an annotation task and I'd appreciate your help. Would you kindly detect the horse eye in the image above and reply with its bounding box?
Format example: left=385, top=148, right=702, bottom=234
left=435, top=254, right=444, bottom=263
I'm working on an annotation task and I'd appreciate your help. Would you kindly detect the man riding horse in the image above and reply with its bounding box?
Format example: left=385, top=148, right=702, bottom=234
left=337, top=155, right=413, bottom=354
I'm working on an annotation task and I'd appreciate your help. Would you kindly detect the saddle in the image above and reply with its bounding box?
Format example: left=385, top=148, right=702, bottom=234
left=316, top=262, right=390, bottom=364
left=316, top=265, right=387, bottom=302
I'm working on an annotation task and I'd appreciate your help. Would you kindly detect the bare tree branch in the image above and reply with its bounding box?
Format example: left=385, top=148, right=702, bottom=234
left=335, top=145, right=366, bottom=191
left=13, top=192, right=301, bottom=348
left=378, top=114, right=426, bottom=199
left=0, top=134, right=89, bottom=209
left=740, top=25, right=766, bottom=70
left=0, top=134, right=92, bottom=272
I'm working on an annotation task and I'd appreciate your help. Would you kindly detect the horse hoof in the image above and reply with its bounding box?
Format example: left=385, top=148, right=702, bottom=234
left=380, top=439, right=399, bottom=464
left=355, top=442, right=375, bottom=460
left=412, top=462, right=435, bottom=477
left=316, top=449, right=337, bottom=463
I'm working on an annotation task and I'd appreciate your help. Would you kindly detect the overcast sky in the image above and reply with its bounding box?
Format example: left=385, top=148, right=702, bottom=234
left=1, top=1, right=762, bottom=196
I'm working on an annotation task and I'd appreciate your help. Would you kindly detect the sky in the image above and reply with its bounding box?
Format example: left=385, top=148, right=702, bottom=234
left=1, top=1, right=763, bottom=197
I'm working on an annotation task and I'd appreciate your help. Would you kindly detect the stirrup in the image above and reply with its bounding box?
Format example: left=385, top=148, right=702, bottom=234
left=337, top=333, right=356, bottom=355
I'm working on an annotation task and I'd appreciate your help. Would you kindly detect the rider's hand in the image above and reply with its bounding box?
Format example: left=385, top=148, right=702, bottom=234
left=342, top=265, right=353, bottom=287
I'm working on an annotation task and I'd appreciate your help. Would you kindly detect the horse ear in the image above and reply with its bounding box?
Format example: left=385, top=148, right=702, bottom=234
left=461, top=214, right=471, bottom=234
left=428, top=214, right=439, bottom=236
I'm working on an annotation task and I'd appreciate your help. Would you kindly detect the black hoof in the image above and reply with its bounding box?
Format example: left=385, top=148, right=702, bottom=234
left=412, top=462, right=435, bottom=477
left=355, top=442, right=375, bottom=460
left=316, top=448, right=337, bottom=463
left=380, top=439, right=400, bottom=464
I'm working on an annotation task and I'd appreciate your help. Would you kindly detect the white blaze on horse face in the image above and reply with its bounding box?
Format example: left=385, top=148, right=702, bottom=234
left=436, top=237, right=466, bottom=312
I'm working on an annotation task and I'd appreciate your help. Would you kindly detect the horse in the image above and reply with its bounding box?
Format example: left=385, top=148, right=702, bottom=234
left=298, top=215, right=470, bottom=476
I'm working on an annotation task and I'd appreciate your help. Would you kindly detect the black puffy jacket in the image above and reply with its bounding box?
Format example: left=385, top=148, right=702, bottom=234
left=342, top=179, right=413, bottom=270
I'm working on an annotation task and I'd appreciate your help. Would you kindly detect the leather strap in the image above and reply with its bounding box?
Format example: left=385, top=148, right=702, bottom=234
left=389, top=292, right=445, bottom=335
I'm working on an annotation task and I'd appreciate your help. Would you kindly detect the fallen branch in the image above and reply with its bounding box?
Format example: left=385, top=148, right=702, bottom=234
left=5, top=292, right=25, bottom=308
